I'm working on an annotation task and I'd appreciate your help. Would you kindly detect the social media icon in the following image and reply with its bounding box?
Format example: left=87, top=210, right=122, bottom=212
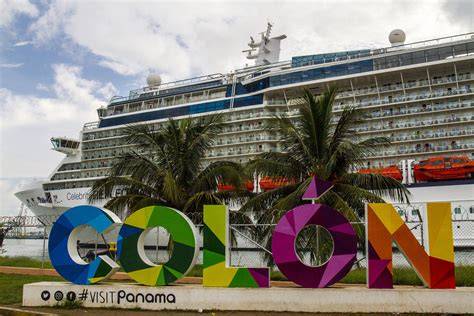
left=40, top=290, right=50, bottom=301
left=54, top=290, right=64, bottom=301
left=66, top=291, right=76, bottom=301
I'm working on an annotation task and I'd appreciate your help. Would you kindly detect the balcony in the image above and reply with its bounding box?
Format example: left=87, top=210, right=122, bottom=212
left=356, top=114, right=473, bottom=134
left=333, top=86, right=473, bottom=112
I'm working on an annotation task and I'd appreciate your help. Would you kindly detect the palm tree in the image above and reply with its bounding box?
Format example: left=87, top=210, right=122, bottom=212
left=242, top=86, right=410, bottom=264
left=89, top=114, right=251, bottom=224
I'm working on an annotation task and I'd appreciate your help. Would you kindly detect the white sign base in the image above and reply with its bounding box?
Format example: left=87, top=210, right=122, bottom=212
left=23, top=282, right=474, bottom=314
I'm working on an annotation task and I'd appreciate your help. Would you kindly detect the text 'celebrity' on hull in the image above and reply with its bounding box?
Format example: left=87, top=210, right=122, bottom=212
left=15, top=26, right=474, bottom=238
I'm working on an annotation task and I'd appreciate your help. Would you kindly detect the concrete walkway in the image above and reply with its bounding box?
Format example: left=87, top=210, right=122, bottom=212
left=0, top=266, right=298, bottom=287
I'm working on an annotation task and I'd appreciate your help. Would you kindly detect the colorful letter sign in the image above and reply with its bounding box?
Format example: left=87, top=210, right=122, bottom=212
left=117, top=206, right=199, bottom=286
left=49, top=205, right=121, bottom=285
left=271, top=179, right=357, bottom=288
left=366, top=202, right=455, bottom=289
left=202, top=205, right=269, bottom=287
left=272, top=204, right=358, bottom=288
left=48, top=177, right=456, bottom=289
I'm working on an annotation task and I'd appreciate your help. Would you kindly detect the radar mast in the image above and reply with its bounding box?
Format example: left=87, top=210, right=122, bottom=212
left=242, top=23, right=286, bottom=66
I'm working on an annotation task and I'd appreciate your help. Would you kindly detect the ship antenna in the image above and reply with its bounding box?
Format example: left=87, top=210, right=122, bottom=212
left=242, top=23, right=286, bottom=67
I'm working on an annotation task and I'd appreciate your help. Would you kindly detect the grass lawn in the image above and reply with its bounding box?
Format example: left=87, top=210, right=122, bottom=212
left=0, top=256, right=53, bottom=269
left=0, top=273, right=61, bottom=304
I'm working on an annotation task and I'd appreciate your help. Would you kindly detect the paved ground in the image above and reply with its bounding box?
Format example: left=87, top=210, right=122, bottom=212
left=0, top=305, right=441, bottom=316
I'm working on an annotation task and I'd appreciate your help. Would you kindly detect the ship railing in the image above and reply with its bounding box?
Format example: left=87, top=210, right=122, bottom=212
left=83, top=121, right=99, bottom=130
left=109, top=73, right=226, bottom=105
left=238, top=32, right=474, bottom=74
left=296, top=32, right=474, bottom=68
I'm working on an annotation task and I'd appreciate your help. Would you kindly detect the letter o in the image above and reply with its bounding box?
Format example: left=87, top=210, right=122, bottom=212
left=117, top=206, right=199, bottom=286
left=271, top=204, right=357, bottom=288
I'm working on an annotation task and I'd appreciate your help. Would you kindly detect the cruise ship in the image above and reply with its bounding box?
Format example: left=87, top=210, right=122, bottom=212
left=15, top=26, right=474, bottom=225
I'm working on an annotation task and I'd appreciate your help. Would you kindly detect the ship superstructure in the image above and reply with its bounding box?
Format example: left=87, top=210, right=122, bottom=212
left=15, top=28, right=474, bottom=222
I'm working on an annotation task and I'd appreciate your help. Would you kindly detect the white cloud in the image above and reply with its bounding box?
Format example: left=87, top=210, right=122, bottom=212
left=0, top=178, right=39, bottom=215
left=0, top=63, right=116, bottom=128
left=35, top=83, right=49, bottom=92
left=26, top=0, right=472, bottom=84
left=0, top=63, right=117, bottom=178
left=0, top=0, right=38, bottom=28
left=13, top=40, right=32, bottom=47
left=0, top=63, right=23, bottom=68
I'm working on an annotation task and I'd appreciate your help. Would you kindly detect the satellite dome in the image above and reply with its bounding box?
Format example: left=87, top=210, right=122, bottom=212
left=146, top=73, right=162, bottom=87
left=389, top=29, right=406, bottom=46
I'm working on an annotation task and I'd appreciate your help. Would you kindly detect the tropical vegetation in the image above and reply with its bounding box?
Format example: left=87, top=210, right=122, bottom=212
left=241, top=86, right=410, bottom=263
left=89, top=114, right=251, bottom=223
left=89, top=86, right=410, bottom=265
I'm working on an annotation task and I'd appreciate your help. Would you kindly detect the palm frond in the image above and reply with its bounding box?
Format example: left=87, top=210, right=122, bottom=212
left=339, top=173, right=410, bottom=203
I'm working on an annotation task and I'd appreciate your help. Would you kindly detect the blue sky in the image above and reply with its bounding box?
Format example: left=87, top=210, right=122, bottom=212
left=0, top=0, right=472, bottom=215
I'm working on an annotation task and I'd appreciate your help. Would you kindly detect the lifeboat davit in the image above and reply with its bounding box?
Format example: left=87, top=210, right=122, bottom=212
left=414, top=156, right=474, bottom=182
left=259, top=177, right=295, bottom=191
left=217, top=180, right=254, bottom=192
left=358, top=165, right=403, bottom=181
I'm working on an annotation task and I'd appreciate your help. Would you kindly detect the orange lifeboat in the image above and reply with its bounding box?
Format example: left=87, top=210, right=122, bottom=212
left=217, top=180, right=254, bottom=192
left=358, top=165, right=403, bottom=181
left=414, top=156, right=474, bottom=181
left=259, top=177, right=295, bottom=191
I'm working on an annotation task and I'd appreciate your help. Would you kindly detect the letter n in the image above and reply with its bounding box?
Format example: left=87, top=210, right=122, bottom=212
left=203, top=205, right=269, bottom=287
left=366, top=202, right=455, bottom=289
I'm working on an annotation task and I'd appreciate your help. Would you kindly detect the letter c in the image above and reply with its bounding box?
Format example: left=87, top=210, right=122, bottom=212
left=48, top=205, right=121, bottom=284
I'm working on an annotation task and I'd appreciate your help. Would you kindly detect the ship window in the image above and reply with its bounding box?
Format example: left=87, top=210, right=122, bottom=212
left=439, top=46, right=453, bottom=59
left=454, top=207, right=462, bottom=214
left=453, top=44, right=467, bottom=56
left=426, top=49, right=439, bottom=62
left=411, top=209, right=419, bottom=216
left=412, top=51, right=425, bottom=63
left=400, top=53, right=413, bottom=66
left=469, top=206, right=474, bottom=214
left=467, top=42, right=474, bottom=54
left=386, top=55, right=400, bottom=68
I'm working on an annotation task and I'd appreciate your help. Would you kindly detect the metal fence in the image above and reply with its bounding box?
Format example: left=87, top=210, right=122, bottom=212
left=227, top=220, right=474, bottom=268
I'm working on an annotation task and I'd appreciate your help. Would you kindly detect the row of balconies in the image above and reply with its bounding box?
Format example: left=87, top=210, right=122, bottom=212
left=114, top=72, right=472, bottom=118
left=51, top=169, right=108, bottom=181
left=206, top=145, right=279, bottom=158
left=44, top=180, right=96, bottom=191
left=335, top=86, right=472, bottom=110
left=83, top=149, right=128, bottom=161
left=57, top=161, right=112, bottom=172
left=368, top=141, right=474, bottom=159
left=80, top=124, right=472, bottom=164
left=82, top=87, right=472, bottom=143
left=390, top=128, right=474, bottom=143
left=215, top=135, right=278, bottom=146
left=335, top=72, right=471, bottom=99
left=364, top=100, right=473, bottom=119
left=355, top=115, right=473, bottom=133
left=56, top=137, right=474, bottom=181
left=107, top=89, right=226, bottom=117
left=81, top=110, right=473, bottom=156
